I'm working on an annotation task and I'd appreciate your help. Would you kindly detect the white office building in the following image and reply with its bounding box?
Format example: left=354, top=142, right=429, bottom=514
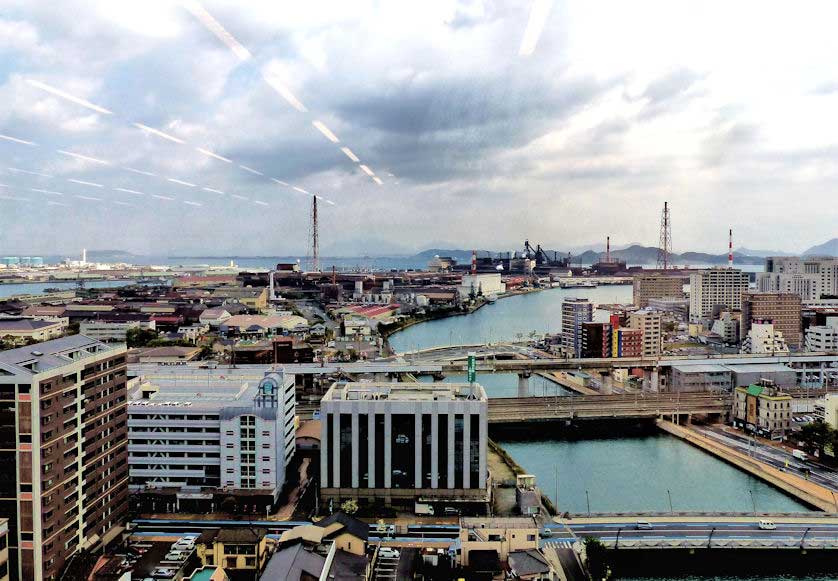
left=757, top=256, right=838, bottom=300
left=689, top=268, right=750, bottom=322
left=320, top=382, right=489, bottom=509
left=128, top=370, right=296, bottom=512
left=741, top=322, right=790, bottom=355
left=805, top=324, right=838, bottom=352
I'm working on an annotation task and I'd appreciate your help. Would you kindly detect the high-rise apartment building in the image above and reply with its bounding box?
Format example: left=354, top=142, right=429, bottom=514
left=741, top=292, right=802, bottom=349
left=562, top=298, right=593, bottom=358
left=611, top=327, right=642, bottom=358
left=632, top=275, right=687, bottom=308
left=319, top=382, right=488, bottom=510
left=741, top=322, right=790, bottom=355
left=628, top=310, right=663, bottom=357
left=0, top=336, right=128, bottom=581
left=689, top=268, right=750, bottom=322
left=757, top=256, right=838, bottom=300
left=128, top=371, right=295, bottom=513
left=580, top=322, right=611, bottom=358
left=805, top=325, right=838, bottom=352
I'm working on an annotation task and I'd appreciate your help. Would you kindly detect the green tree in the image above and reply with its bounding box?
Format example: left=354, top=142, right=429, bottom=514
left=583, top=536, right=611, bottom=581
left=126, top=327, right=158, bottom=347
left=798, top=421, right=834, bottom=458
left=340, top=499, right=359, bottom=515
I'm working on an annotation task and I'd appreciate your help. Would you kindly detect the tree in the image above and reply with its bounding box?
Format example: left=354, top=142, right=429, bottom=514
left=340, top=499, right=359, bottom=515
left=220, top=496, right=238, bottom=514
left=583, top=536, right=611, bottom=581
left=126, top=327, right=158, bottom=348
left=798, top=421, right=834, bottom=458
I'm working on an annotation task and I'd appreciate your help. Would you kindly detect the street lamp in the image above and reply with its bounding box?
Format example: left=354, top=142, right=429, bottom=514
left=748, top=489, right=757, bottom=516
left=666, top=489, right=673, bottom=513
left=585, top=490, right=591, bottom=516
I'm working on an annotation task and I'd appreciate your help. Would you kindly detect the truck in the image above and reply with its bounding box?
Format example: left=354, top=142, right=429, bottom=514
left=792, top=449, right=808, bottom=461
left=414, top=502, right=435, bottom=516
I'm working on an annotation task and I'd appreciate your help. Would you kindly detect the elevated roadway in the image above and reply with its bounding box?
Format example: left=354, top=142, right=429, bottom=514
left=487, top=393, right=730, bottom=424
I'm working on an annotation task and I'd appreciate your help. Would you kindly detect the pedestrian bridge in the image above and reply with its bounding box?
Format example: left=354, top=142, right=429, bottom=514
left=487, top=393, right=730, bottom=424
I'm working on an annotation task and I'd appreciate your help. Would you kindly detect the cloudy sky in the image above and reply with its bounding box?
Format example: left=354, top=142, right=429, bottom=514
left=1, top=0, right=837, bottom=257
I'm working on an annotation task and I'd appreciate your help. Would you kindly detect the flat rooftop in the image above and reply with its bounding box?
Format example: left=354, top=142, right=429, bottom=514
left=323, top=381, right=487, bottom=402
left=0, top=334, right=115, bottom=377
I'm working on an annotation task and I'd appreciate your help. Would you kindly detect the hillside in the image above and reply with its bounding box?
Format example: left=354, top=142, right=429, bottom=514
left=803, top=238, right=838, bottom=257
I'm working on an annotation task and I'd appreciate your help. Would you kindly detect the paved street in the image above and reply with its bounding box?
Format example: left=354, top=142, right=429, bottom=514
left=693, top=425, right=838, bottom=494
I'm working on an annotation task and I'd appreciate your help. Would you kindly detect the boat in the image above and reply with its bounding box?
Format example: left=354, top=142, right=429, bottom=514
left=559, top=280, right=598, bottom=289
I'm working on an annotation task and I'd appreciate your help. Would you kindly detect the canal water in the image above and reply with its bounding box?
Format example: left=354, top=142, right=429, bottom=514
left=0, top=279, right=170, bottom=298
left=390, top=283, right=815, bottom=520
left=388, top=285, right=633, bottom=353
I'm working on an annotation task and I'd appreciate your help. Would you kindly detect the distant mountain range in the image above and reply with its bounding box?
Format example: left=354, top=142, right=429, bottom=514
left=412, top=245, right=768, bottom=265
left=803, top=238, right=838, bottom=256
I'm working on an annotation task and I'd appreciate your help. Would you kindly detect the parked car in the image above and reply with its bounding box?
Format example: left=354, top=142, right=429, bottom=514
left=636, top=521, right=654, bottom=530
left=758, top=520, right=777, bottom=530
left=378, top=547, right=400, bottom=559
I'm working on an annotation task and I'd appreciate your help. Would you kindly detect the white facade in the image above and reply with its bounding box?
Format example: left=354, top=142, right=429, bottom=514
left=741, top=322, right=790, bottom=355
left=757, top=256, right=838, bottom=300
left=689, top=268, right=750, bottom=322
left=805, top=325, right=838, bottom=352
left=320, top=382, right=488, bottom=496
left=80, top=319, right=156, bottom=342
left=457, top=273, right=506, bottom=299
left=128, top=371, right=295, bottom=501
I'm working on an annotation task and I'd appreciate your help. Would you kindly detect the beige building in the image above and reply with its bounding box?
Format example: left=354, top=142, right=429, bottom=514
left=733, top=381, right=792, bottom=439
left=196, top=528, right=270, bottom=574
left=741, top=322, right=790, bottom=355
left=814, top=393, right=838, bottom=429
left=689, top=268, right=750, bottom=322
left=0, top=318, right=65, bottom=344
left=628, top=310, right=662, bottom=357
left=632, top=274, right=687, bottom=308
left=741, top=292, right=802, bottom=349
left=458, top=517, right=555, bottom=580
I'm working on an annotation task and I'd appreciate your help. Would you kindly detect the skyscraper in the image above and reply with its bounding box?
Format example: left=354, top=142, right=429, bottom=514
left=689, top=268, right=750, bottom=322
left=562, top=298, right=593, bottom=358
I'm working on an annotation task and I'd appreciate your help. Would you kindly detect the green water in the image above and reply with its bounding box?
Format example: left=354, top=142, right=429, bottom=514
left=388, top=285, right=633, bottom=352
left=417, top=372, right=572, bottom=398
left=497, top=434, right=810, bottom=514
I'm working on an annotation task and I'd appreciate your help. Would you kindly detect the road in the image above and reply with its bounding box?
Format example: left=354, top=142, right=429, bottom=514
left=543, top=518, right=838, bottom=549
left=692, top=425, right=838, bottom=493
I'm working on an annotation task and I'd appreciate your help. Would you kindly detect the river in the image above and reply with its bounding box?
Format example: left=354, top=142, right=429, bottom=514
left=0, top=279, right=170, bottom=298
left=389, top=285, right=634, bottom=353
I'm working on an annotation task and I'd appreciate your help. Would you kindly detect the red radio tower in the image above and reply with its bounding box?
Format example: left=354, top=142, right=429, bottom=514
left=728, top=229, right=733, bottom=268
left=656, top=201, right=672, bottom=270
left=470, top=250, right=477, bottom=274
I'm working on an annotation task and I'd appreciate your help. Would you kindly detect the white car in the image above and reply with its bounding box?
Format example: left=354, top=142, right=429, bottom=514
left=164, top=551, right=187, bottom=561
left=758, top=520, right=777, bottom=530
left=378, top=547, right=400, bottom=559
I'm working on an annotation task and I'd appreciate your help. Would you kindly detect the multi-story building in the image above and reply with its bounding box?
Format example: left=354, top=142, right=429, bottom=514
left=128, top=370, right=296, bottom=513
left=647, top=297, right=689, bottom=322
left=611, top=327, right=642, bottom=358
left=580, top=322, right=611, bottom=358
left=78, top=320, right=154, bottom=343
left=0, top=335, right=129, bottom=581
left=632, top=275, right=687, bottom=308
left=562, top=298, right=593, bottom=358
left=814, top=394, right=838, bottom=429
left=740, top=321, right=790, bottom=355
left=319, top=382, right=489, bottom=511
left=741, top=292, right=802, bottom=349
left=628, top=310, right=662, bottom=357
left=805, top=325, right=838, bottom=352
left=457, top=274, right=505, bottom=300
left=711, top=312, right=739, bottom=344
left=757, top=256, right=838, bottom=301
left=0, top=318, right=66, bottom=344
left=733, top=381, right=792, bottom=439
left=689, top=268, right=750, bottom=322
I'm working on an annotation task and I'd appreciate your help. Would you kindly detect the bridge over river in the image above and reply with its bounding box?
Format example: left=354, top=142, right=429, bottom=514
left=488, top=392, right=730, bottom=424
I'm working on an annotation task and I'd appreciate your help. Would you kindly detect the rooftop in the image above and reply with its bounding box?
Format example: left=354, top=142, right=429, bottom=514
left=323, top=381, right=487, bottom=403
left=0, top=317, right=62, bottom=331
left=0, top=334, right=115, bottom=376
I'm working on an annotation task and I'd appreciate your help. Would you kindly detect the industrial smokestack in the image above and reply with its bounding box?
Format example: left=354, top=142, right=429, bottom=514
left=471, top=250, right=477, bottom=275
left=728, top=229, right=733, bottom=268
left=606, top=236, right=611, bottom=263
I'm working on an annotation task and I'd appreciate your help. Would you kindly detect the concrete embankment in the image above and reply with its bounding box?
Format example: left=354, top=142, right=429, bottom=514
left=538, top=371, right=599, bottom=395
left=657, top=420, right=838, bottom=512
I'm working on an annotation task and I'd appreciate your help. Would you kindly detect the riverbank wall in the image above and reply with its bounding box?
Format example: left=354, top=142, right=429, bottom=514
left=657, top=420, right=837, bottom=512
